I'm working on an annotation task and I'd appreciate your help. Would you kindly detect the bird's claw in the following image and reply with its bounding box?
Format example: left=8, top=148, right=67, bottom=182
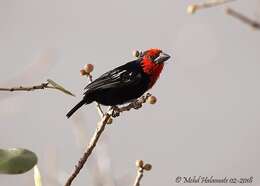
left=132, top=101, right=142, bottom=109
left=111, top=106, right=120, bottom=118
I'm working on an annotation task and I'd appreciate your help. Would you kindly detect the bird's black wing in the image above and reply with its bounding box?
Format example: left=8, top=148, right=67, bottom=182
left=84, top=60, right=142, bottom=93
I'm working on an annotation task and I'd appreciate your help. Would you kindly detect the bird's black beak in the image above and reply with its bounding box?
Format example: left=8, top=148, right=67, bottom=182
left=155, top=52, right=171, bottom=64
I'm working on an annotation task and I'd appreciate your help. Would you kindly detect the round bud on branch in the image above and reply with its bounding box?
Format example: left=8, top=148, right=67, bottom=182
left=187, top=4, right=198, bottom=14
left=80, top=69, right=88, bottom=76
left=84, top=64, right=94, bottom=74
left=143, top=163, right=152, bottom=171
left=147, top=96, right=157, bottom=104
left=136, top=160, right=144, bottom=168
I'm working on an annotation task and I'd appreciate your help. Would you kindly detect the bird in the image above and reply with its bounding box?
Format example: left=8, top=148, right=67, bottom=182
left=66, top=48, right=170, bottom=118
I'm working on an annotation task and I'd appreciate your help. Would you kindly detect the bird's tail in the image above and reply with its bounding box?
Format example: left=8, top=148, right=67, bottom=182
left=66, top=100, right=85, bottom=118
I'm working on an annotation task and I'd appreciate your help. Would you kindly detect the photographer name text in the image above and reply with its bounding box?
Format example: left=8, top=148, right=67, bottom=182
left=175, top=176, right=253, bottom=184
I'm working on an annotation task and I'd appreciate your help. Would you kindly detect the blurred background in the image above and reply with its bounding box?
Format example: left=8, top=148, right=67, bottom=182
left=0, top=0, right=260, bottom=186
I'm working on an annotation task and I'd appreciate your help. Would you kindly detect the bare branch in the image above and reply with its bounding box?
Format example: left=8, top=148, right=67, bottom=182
left=64, top=111, right=111, bottom=186
left=226, top=7, right=260, bottom=29
left=187, top=0, right=237, bottom=14
left=0, top=83, right=50, bottom=91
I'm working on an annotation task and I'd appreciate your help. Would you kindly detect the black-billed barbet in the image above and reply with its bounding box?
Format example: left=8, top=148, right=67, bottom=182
left=66, top=48, right=170, bottom=118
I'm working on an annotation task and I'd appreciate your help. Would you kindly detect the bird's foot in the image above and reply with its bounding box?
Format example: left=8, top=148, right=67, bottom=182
left=132, top=100, right=142, bottom=109
left=111, top=106, right=120, bottom=118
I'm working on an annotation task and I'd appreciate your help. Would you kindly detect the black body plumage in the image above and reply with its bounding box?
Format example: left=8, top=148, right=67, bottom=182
left=66, top=59, right=150, bottom=118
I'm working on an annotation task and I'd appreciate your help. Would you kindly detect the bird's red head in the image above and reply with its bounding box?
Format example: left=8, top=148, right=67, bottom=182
left=140, top=48, right=170, bottom=89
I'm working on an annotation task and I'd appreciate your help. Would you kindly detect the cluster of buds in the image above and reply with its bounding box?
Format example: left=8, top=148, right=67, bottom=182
left=135, top=160, right=152, bottom=171
left=80, top=64, right=94, bottom=76
left=132, top=50, right=144, bottom=58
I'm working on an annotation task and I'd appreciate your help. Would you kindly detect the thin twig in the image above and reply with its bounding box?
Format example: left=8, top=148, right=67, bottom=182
left=198, top=0, right=236, bottom=9
left=0, top=80, right=74, bottom=96
left=87, top=74, right=104, bottom=117
left=226, top=7, right=260, bottom=29
left=64, top=93, right=152, bottom=186
left=134, top=168, right=143, bottom=186
left=187, top=0, right=236, bottom=14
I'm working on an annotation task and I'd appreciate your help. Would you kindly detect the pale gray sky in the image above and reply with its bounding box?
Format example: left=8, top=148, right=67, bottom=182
left=0, top=1, right=260, bottom=186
